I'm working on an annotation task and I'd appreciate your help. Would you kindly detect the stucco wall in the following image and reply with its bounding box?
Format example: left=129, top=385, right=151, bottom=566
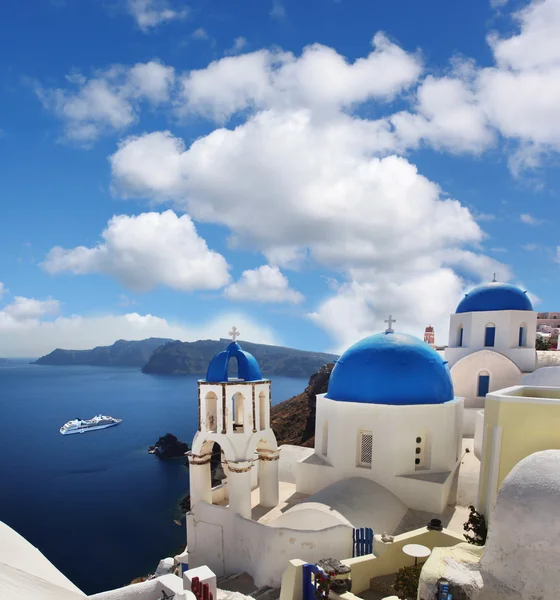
left=446, top=309, right=537, bottom=373
left=478, top=388, right=560, bottom=516
left=89, top=575, right=188, bottom=600
left=187, top=502, right=352, bottom=587
left=278, top=444, right=314, bottom=484
left=296, top=396, right=462, bottom=514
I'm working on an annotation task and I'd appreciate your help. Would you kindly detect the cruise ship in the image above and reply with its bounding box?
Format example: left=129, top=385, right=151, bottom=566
left=59, top=415, right=122, bottom=435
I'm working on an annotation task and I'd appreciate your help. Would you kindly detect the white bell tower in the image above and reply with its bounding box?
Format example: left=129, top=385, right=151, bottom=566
left=188, top=328, right=280, bottom=519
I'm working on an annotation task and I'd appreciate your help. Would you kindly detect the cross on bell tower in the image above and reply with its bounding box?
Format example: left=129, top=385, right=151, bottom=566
left=229, top=326, right=240, bottom=342
left=384, top=315, right=396, bottom=333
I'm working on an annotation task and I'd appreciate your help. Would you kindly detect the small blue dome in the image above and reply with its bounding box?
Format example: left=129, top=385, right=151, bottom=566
left=456, top=282, right=533, bottom=314
left=205, top=341, right=263, bottom=382
left=326, top=332, right=454, bottom=406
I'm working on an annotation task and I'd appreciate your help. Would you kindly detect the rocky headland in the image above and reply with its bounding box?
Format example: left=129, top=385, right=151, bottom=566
left=142, top=338, right=338, bottom=378
left=148, top=433, right=190, bottom=459
left=270, top=362, right=335, bottom=447
left=33, top=338, right=173, bottom=367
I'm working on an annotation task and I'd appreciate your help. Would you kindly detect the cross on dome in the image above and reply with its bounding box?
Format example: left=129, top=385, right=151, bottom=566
left=384, top=315, right=396, bottom=333
left=229, top=326, right=240, bottom=342
left=492, top=273, right=497, bottom=282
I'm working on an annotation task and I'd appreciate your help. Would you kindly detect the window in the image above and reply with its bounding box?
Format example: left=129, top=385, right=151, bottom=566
left=484, top=324, right=496, bottom=347
left=519, top=326, right=525, bottom=347
left=232, top=392, right=245, bottom=433
left=478, top=373, right=490, bottom=398
left=414, top=435, right=430, bottom=470
left=205, top=392, right=218, bottom=433
left=259, top=391, right=267, bottom=431
left=458, top=326, right=463, bottom=347
left=357, top=431, right=373, bottom=468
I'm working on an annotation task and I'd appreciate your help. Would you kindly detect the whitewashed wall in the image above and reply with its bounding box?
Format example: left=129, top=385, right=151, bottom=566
left=187, top=502, right=352, bottom=588
left=446, top=309, right=537, bottom=372
left=297, top=396, right=463, bottom=513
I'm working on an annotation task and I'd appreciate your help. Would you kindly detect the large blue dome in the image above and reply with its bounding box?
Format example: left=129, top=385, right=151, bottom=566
left=205, top=341, right=263, bottom=382
left=456, top=282, right=533, bottom=314
left=326, top=332, right=454, bottom=406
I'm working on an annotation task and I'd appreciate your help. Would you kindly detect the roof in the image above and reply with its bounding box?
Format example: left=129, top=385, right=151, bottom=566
left=456, top=282, right=533, bottom=314
left=325, top=331, right=454, bottom=405
left=205, top=341, right=263, bottom=382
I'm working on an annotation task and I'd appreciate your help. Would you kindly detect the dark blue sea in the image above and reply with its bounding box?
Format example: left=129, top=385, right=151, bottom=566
left=0, top=362, right=307, bottom=595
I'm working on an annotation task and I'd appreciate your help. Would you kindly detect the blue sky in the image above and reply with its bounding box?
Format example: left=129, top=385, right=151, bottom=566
left=1, top=0, right=559, bottom=357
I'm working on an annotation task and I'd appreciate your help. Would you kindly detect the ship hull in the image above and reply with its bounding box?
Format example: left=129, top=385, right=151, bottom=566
left=60, top=422, right=121, bottom=435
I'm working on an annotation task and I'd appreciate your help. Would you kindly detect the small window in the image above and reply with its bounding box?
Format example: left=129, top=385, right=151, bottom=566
left=484, top=325, right=496, bottom=347
left=357, top=431, right=373, bottom=468
left=458, top=326, right=464, bottom=347
left=478, top=373, right=490, bottom=397
left=519, top=326, right=525, bottom=347
left=415, top=434, right=428, bottom=470
left=322, top=421, right=329, bottom=457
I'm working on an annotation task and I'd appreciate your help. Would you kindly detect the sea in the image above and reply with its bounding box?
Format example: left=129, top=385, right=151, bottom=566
left=0, top=361, right=308, bottom=595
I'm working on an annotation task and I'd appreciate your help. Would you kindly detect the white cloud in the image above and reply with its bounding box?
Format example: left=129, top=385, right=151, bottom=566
left=35, top=61, right=175, bottom=143
left=270, top=0, right=286, bottom=20
left=2, top=296, right=60, bottom=320
left=42, top=211, right=231, bottom=292
left=522, top=243, right=540, bottom=251
left=178, top=33, right=422, bottom=120
left=520, top=213, right=544, bottom=225
left=225, top=265, right=304, bottom=304
left=0, top=306, right=276, bottom=358
left=191, top=28, right=209, bottom=40
left=225, top=36, right=248, bottom=56
left=126, top=0, right=188, bottom=31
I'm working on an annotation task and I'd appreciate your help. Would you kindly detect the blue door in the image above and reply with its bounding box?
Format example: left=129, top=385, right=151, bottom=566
left=478, top=375, right=490, bottom=397
left=484, top=326, right=496, bottom=347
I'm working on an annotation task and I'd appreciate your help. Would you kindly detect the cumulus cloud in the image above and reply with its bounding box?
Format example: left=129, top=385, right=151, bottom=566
left=225, top=265, right=304, bottom=304
left=520, top=213, right=544, bottom=225
left=125, top=0, right=188, bottom=31
left=2, top=296, right=60, bottom=320
left=42, top=211, right=230, bottom=292
left=178, top=33, right=422, bottom=120
left=35, top=61, right=175, bottom=143
left=0, top=304, right=276, bottom=358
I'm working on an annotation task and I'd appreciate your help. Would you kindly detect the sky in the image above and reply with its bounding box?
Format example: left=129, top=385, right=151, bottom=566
left=1, top=0, right=560, bottom=357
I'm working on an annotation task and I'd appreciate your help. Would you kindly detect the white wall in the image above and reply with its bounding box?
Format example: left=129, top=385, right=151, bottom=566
left=450, top=350, right=521, bottom=435
left=446, top=309, right=537, bottom=372
left=294, top=396, right=463, bottom=514
left=473, top=410, right=485, bottom=461
left=278, top=445, right=314, bottom=484
left=187, top=502, right=352, bottom=588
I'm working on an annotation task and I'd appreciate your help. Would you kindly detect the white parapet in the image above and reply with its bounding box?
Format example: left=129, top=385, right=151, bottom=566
left=183, top=565, right=217, bottom=600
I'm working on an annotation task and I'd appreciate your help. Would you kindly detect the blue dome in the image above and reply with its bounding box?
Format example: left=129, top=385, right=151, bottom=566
left=456, top=282, right=533, bottom=314
left=205, top=341, right=263, bottom=383
left=326, top=332, right=454, bottom=406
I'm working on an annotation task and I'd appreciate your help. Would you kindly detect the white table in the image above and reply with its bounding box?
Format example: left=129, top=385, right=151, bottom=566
left=402, top=543, right=432, bottom=566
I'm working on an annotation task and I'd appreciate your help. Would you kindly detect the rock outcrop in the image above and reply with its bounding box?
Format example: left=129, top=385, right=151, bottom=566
left=149, top=433, right=190, bottom=459
left=270, top=363, right=334, bottom=447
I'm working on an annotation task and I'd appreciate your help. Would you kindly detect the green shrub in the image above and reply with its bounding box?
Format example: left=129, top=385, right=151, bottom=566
left=464, top=504, right=487, bottom=546
left=393, top=564, right=422, bottom=600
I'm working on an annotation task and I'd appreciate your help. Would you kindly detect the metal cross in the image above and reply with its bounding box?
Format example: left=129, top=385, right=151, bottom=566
left=229, top=326, right=240, bottom=342
left=384, top=315, right=396, bottom=333
left=492, top=273, right=497, bottom=282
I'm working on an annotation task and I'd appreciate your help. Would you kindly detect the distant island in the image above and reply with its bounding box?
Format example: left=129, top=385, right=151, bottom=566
left=142, top=339, right=338, bottom=378
left=33, top=337, right=339, bottom=378
left=33, top=338, right=173, bottom=367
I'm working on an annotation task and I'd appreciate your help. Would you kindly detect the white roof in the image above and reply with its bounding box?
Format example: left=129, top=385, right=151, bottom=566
left=0, top=521, right=85, bottom=600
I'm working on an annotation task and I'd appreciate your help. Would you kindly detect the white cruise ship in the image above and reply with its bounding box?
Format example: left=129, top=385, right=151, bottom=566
left=60, top=415, right=122, bottom=435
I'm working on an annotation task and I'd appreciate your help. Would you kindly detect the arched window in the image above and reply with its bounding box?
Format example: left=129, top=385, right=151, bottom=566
left=232, top=392, right=245, bottom=433
left=205, top=392, right=218, bottom=433
left=519, top=323, right=526, bottom=347
left=259, top=391, right=267, bottom=431
left=457, top=325, right=464, bottom=347
left=484, top=323, right=496, bottom=347
left=478, top=371, right=490, bottom=398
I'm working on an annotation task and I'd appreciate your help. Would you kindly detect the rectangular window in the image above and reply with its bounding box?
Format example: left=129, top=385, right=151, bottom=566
left=357, top=431, right=373, bottom=468
left=458, top=328, right=463, bottom=347
left=484, top=327, right=496, bottom=347
left=478, top=375, right=490, bottom=398
left=519, top=326, right=525, bottom=347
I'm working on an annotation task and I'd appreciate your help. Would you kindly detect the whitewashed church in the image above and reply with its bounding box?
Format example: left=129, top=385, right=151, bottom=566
left=444, top=279, right=537, bottom=433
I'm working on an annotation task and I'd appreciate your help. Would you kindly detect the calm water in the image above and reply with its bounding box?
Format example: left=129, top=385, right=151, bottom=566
left=0, top=362, right=307, bottom=594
